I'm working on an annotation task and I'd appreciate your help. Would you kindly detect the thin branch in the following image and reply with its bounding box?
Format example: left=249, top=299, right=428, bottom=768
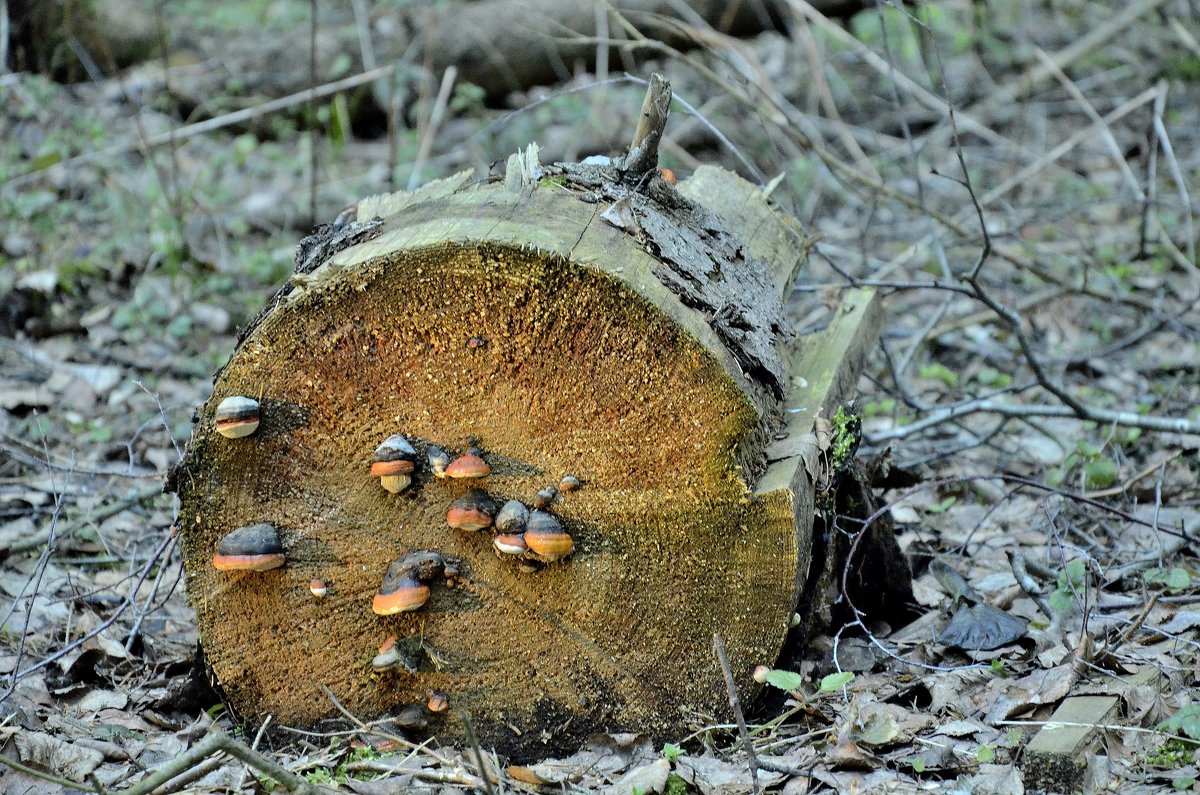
left=0, top=749, right=97, bottom=791
left=865, top=395, right=1198, bottom=443
left=122, top=728, right=327, bottom=795
left=712, top=633, right=761, bottom=795
left=9, top=485, right=163, bottom=555
left=408, top=66, right=458, bottom=191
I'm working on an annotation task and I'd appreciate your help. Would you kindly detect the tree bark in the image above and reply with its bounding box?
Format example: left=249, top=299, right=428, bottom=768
left=169, top=155, right=888, bottom=758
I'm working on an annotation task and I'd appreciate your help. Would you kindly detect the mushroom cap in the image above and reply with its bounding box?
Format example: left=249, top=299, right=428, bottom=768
left=373, top=434, right=417, bottom=462
left=533, top=486, right=558, bottom=509
left=446, top=490, right=498, bottom=531
left=524, top=511, right=574, bottom=559
left=427, top=445, right=451, bottom=478
left=393, top=551, right=448, bottom=582
left=426, top=690, right=449, bottom=713
left=309, top=579, right=328, bottom=597
left=373, top=552, right=446, bottom=614
left=493, top=532, right=529, bottom=555
left=212, top=523, right=285, bottom=571
left=445, top=452, right=491, bottom=479
left=372, top=576, right=430, bottom=614
left=372, top=635, right=418, bottom=672
left=495, top=499, right=529, bottom=533
left=370, top=459, right=416, bottom=477
left=214, top=396, right=261, bottom=438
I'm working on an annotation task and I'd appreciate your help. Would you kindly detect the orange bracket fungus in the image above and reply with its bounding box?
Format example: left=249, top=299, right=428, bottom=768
left=444, top=447, right=490, bottom=479
left=446, top=490, right=498, bottom=531
left=372, top=551, right=449, bottom=615
left=493, top=532, right=529, bottom=556
left=212, top=523, right=285, bottom=571
left=524, top=510, right=574, bottom=560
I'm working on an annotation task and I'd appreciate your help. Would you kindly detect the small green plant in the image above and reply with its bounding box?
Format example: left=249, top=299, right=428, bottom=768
left=818, top=671, right=855, bottom=693
left=926, top=496, right=957, bottom=514
left=664, top=773, right=689, bottom=795
left=973, top=366, right=1012, bottom=389
left=760, top=668, right=804, bottom=691
left=1048, top=558, right=1088, bottom=613
left=450, top=81, right=488, bottom=117
left=1046, top=439, right=1118, bottom=489
left=662, top=743, right=684, bottom=763
left=1145, top=567, right=1193, bottom=594
left=829, top=406, right=860, bottom=471
left=304, top=768, right=336, bottom=785
left=1160, top=705, right=1200, bottom=741
left=1146, top=738, right=1197, bottom=768
left=976, top=743, right=995, bottom=763
left=862, top=398, right=897, bottom=417
left=918, top=362, right=959, bottom=388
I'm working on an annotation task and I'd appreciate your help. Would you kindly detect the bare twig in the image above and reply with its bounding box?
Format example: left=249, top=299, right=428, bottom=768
left=460, top=709, right=498, bottom=795
left=1007, top=551, right=1054, bottom=619
left=308, top=0, right=319, bottom=222
left=0, top=748, right=95, bottom=791
left=867, top=395, right=1198, bottom=443
left=713, top=633, right=761, bottom=795
left=122, top=727, right=327, bottom=795
left=9, top=484, right=163, bottom=555
left=408, top=66, right=458, bottom=191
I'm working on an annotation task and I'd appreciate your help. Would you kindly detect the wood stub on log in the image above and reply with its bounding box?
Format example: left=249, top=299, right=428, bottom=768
left=621, top=74, right=672, bottom=179
left=169, top=154, right=884, bottom=757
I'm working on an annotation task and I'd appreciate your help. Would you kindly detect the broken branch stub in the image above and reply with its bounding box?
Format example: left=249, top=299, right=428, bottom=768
left=621, top=73, right=672, bottom=180
left=169, top=150, right=884, bottom=757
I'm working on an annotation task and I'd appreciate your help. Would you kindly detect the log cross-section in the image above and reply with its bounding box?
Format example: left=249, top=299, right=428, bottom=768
left=170, top=159, right=882, bottom=758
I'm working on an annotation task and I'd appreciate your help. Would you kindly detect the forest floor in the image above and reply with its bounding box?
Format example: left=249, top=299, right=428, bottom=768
left=2, top=0, right=1200, bottom=793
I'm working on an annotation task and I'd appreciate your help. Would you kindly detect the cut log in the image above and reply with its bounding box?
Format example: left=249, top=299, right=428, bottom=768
left=169, top=151, right=888, bottom=758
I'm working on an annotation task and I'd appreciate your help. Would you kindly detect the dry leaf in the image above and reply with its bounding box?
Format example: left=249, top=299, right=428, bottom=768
left=676, top=752, right=786, bottom=794
left=985, top=663, right=1077, bottom=723
left=15, top=731, right=104, bottom=781
left=606, top=758, right=670, bottom=795
left=825, top=732, right=879, bottom=770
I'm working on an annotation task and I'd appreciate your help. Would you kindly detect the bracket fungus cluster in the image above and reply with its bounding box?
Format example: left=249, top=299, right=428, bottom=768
left=449, top=484, right=578, bottom=564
